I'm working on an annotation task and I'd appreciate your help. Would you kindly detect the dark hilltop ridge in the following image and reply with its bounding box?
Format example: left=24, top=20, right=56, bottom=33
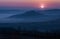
left=9, top=10, right=42, bottom=18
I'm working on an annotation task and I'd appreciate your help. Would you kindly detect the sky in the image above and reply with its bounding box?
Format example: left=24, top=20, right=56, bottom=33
left=0, top=0, right=60, bottom=9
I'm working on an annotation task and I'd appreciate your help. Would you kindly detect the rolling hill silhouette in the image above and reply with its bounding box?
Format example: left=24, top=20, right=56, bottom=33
left=9, top=10, right=42, bottom=18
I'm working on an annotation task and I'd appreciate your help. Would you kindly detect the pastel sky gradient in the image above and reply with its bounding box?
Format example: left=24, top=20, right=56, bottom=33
left=0, top=0, right=60, bottom=9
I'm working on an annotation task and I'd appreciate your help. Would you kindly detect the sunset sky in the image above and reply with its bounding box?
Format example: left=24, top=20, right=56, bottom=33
left=0, top=0, right=60, bottom=9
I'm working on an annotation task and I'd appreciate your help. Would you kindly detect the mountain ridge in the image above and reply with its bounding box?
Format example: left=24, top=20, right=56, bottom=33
left=9, top=10, right=42, bottom=18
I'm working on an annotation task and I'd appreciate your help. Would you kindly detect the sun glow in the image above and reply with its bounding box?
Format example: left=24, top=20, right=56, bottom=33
left=40, top=4, right=45, bottom=8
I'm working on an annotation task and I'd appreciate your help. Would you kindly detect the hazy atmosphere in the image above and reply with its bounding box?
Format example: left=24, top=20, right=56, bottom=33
left=0, top=0, right=60, bottom=39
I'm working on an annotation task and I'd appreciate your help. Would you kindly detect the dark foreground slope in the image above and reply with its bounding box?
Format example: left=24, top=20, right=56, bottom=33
left=0, top=18, right=60, bottom=39
left=0, top=27, right=60, bottom=39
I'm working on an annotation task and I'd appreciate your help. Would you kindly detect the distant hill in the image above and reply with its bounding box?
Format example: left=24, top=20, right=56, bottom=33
left=9, top=10, right=42, bottom=18
left=44, top=9, right=60, bottom=11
